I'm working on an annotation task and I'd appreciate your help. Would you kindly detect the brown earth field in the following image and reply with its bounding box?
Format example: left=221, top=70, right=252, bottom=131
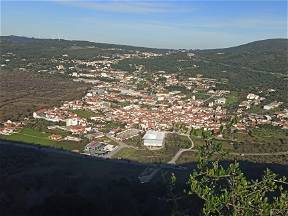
left=0, top=70, right=90, bottom=122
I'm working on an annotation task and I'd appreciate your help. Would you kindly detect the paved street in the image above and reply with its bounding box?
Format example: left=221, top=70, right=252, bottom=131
left=168, top=134, right=194, bottom=164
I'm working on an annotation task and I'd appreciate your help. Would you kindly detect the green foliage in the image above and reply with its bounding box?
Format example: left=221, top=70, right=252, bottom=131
left=198, top=39, right=288, bottom=75
left=174, top=140, right=288, bottom=215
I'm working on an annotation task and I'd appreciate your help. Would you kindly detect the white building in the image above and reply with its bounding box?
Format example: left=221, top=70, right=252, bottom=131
left=247, top=93, right=259, bottom=100
left=263, top=101, right=283, bottom=110
left=215, top=97, right=226, bottom=105
left=66, top=118, right=79, bottom=126
left=143, top=130, right=165, bottom=149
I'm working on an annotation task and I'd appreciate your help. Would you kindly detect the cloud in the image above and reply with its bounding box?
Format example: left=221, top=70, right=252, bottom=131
left=57, top=0, right=196, bottom=13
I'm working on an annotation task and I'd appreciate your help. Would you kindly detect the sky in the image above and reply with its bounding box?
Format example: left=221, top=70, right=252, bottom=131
left=1, top=0, right=287, bottom=49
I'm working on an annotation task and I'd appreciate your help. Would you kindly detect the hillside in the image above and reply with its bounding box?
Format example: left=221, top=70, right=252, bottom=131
left=1, top=36, right=287, bottom=122
left=1, top=140, right=287, bottom=216
left=197, top=39, right=288, bottom=75
left=0, top=35, right=167, bottom=59
left=114, top=38, right=288, bottom=103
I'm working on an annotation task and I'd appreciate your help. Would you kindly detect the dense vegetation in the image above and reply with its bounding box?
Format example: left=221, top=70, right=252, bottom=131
left=198, top=39, right=288, bottom=75
left=171, top=140, right=288, bottom=215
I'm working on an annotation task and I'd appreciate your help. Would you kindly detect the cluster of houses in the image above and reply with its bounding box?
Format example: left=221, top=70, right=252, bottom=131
left=0, top=120, right=22, bottom=135
left=238, top=93, right=265, bottom=111
left=33, top=108, right=91, bottom=134
left=1, top=48, right=288, bottom=156
left=84, top=142, right=118, bottom=156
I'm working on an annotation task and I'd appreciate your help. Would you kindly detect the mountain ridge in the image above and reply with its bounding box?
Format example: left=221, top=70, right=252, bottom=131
left=1, top=35, right=287, bottom=51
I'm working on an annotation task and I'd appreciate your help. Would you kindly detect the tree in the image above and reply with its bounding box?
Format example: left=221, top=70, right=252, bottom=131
left=168, top=137, right=288, bottom=215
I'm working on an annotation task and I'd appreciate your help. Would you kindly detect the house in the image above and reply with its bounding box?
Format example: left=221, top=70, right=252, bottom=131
left=69, top=125, right=86, bottom=134
left=143, top=130, right=165, bottom=149
left=64, top=136, right=82, bottom=142
left=247, top=93, right=259, bottom=100
left=116, top=128, right=140, bottom=140
left=215, top=98, right=226, bottom=105
left=84, top=142, right=105, bottom=155
left=0, top=127, right=14, bottom=135
left=66, top=118, right=79, bottom=126
left=263, top=101, right=283, bottom=110
left=84, top=142, right=115, bottom=155
left=85, top=131, right=105, bottom=140
left=49, top=134, right=62, bottom=141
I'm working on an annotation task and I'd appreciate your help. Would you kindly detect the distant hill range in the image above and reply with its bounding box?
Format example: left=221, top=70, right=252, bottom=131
left=197, top=39, right=288, bottom=75
left=1, top=35, right=287, bottom=73
left=0, top=35, right=167, bottom=58
left=1, top=36, right=287, bottom=99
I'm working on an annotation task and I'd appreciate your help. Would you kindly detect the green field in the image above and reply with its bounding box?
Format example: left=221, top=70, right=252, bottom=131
left=225, top=91, right=240, bottom=107
left=0, top=127, right=88, bottom=151
left=195, top=91, right=210, bottom=100
left=190, top=136, right=206, bottom=147
left=71, top=109, right=96, bottom=119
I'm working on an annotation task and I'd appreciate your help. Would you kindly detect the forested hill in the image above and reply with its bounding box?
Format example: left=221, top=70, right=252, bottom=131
left=0, top=35, right=168, bottom=58
left=197, top=39, right=288, bottom=75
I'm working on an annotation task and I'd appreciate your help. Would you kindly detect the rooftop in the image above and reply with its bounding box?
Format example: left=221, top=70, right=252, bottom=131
left=143, top=130, right=165, bottom=141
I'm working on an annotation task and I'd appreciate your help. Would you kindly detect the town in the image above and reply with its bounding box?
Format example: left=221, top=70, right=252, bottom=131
left=1, top=0, right=288, bottom=214
left=1, top=48, right=288, bottom=164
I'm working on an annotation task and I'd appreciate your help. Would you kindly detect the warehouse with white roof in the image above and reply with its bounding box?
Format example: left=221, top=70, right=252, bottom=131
left=143, top=130, right=166, bottom=149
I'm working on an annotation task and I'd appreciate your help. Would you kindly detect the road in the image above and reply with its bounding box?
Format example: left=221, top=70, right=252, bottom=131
left=168, top=134, right=194, bottom=164
left=103, top=135, right=140, bottom=159
left=200, top=95, right=215, bottom=104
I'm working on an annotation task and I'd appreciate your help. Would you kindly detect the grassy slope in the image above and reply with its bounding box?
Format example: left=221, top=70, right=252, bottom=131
left=0, top=127, right=87, bottom=151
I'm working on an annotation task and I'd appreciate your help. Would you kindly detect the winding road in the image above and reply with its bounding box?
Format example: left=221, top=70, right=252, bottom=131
left=168, top=134, right=194, bottom=164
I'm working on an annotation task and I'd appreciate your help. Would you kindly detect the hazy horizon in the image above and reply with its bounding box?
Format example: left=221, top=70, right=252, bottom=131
left=1, top=34, right=287, bottom=50
left=1, top=0, right=287, bottom=49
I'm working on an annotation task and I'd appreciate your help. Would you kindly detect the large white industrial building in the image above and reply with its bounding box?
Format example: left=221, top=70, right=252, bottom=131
left=143, top=130, right=166, bottom=149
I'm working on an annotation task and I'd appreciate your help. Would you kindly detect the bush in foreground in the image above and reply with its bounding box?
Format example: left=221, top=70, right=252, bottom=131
left=168, top=137, right=288, bottom=215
